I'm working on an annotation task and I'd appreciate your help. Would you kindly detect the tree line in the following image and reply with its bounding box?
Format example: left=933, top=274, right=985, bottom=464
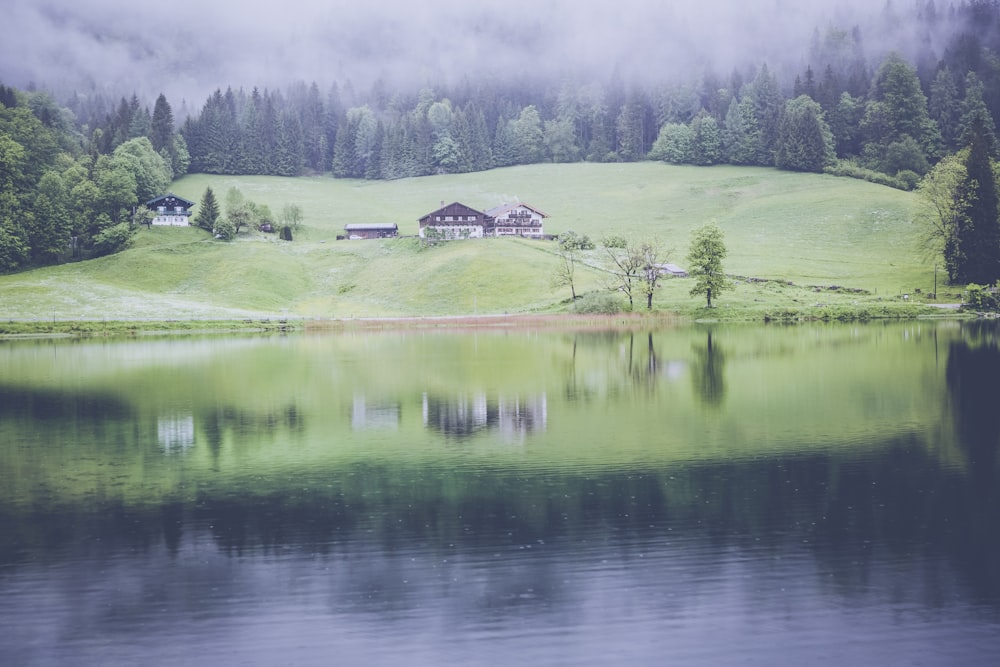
left=158, top=2, right=1000, bottom=187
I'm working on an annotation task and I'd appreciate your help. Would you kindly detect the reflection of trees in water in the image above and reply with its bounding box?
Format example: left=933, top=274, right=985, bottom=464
left=198, top=403, right=304, bottom=465
left=422, top=392, right=547, bottom=440
left=8, top=436, right=999, bottom=608
left=691, top=330, right=726, bottom=407
left=946, top=324, right=1000, bottom=476
left=944, top=324, right=1000, bottom=598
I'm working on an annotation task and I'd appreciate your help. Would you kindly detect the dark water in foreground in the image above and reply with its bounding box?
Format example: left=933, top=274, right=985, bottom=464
left=1, top=322, right=999, bottom=665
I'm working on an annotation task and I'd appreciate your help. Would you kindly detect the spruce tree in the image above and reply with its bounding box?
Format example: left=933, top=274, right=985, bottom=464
left=954, top=117, right=1000, bottom=284
left=150, top=93, right=175, bottom=153
left=194, top=186, right=219, bottom=232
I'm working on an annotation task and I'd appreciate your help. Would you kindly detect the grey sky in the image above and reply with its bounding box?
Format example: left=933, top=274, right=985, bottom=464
left=1, top=1, right=920, bottom=107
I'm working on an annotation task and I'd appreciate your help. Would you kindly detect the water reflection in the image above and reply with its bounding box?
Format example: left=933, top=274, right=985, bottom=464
left=422, top=392, right=547, bottom=440
left=1, top=324, right=1000, bottom=665
left=351, top=394, right=401, bottom=430
left=691, top=329, right=726, bottom=407
left=946, top=323, right=1000, bottom=471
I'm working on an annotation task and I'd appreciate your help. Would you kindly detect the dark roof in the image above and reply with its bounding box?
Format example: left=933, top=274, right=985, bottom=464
left=146, top=193, right=195, bottom=209
left=484, top=202, right=549, bottom=218
left=418, top=202, right=488, bottom=223
left=345, top=223, right=398, bottom=231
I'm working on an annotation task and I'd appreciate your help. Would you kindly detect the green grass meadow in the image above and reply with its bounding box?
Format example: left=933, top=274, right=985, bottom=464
left=0, top=163, right=951, bottom=322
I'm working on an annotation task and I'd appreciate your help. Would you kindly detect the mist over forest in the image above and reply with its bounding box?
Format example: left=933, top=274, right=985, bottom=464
left=0, top=0, right=959, bottom=107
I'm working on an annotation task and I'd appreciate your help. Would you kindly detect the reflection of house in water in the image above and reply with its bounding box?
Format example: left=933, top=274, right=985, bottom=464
left=423, top=392, right=547, bottom=440
left=423, top=392, right=490, bottom=438
left=158, top=414, right=195, bottom=451
left=351, top=394, right=401, bottom=430
left=497, top=394, right=547, bottom=440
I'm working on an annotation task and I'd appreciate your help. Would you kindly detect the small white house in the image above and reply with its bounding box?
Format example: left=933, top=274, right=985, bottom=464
left=146, top=193, right=195, bottom=226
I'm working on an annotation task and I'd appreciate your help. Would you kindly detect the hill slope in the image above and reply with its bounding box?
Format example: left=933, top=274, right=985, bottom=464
left=0, top=164, right=929, bottom=320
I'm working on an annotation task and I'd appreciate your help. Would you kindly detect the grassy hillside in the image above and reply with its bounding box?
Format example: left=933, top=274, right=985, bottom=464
left=0, top=163, right=943, bottom=321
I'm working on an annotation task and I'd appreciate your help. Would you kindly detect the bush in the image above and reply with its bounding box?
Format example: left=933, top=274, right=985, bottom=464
left=91, top=222, right=135, bottom=256
left=559, top=230, right=594, bottom=250
left=601, top=234, right=627, bottom=249
left=574, top=291, right=623, bottom=314
left=823, top=160, right=912, bottom=190
left=213, top=218, right=236, bottom=241
left=964, top=283, right=1000, bottom=311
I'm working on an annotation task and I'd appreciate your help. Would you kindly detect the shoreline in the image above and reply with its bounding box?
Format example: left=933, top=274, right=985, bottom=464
left=0, top=305, right=973, bottom=339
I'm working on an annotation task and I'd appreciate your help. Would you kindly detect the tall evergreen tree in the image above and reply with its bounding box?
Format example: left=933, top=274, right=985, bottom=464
left=958, top=73, right=998, bottom=154
left=929, top=67, right=961, bottom=150
left=690, top=112, right=722, bottom=165
left=194, top=186, right=220, bottom=232
left=952, top=117, right=1000, bottom=284
left=774, top=95, right=835, bottom=172
left=150, top=93, right=175, bottom=153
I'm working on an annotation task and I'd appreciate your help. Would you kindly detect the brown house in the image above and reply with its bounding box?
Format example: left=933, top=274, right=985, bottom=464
left=418, top=202, right=492, bottom=239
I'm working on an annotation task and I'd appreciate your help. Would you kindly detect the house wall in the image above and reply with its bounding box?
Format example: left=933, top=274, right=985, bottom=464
left=151, top=214, right=190, bottom=226
left=420, top=224, right=484, bottom=239
left=489, top=205, right=545, bottom=238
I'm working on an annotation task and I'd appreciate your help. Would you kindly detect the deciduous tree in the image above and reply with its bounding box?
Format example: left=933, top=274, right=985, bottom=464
left=687, top=223, right=731, bottom=307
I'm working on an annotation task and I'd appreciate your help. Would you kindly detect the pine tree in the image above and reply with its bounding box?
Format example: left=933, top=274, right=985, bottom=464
left=929, top=68, right=961, bottom=150
left=958, top=73, right=998, bottom=155
left=953, top=117, right=1000, bottom=284
left=775, top=95, right=835, bottom=172
left=150, top=93, right=175, bottom=153
left=194, top=186, right=220, bottom=232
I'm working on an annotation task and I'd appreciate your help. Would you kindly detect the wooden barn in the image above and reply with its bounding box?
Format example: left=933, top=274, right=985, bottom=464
left=344, top=223, right=399, bottom=239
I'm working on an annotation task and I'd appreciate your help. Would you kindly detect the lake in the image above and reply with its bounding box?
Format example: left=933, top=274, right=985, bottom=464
left=1, top=322, right=999, bottom=666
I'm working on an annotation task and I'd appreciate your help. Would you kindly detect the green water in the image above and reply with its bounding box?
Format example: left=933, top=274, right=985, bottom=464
left=1, top=322, right=998, bottom=665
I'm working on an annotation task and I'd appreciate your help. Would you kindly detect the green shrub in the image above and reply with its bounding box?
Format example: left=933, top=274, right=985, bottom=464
left=575, top=291, right=623, bottom=314
left=964, top=283, right=1000, bottom=311
left=92, top=222, right=135, bottom=256
left=559, top=230, right=595, bottom=250
left=823, top=160, right=912, bottom=190
left=213, top=218, right=236, bottom=241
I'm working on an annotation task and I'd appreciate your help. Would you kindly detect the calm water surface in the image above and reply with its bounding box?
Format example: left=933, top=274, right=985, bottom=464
left=1, top=322, right=999, bottom=666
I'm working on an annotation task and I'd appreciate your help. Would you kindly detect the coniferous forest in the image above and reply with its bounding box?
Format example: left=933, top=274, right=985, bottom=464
left=5, top=1, right=1000, bottom=282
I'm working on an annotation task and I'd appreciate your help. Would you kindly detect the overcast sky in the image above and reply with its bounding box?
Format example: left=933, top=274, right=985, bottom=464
left=1, top=0, right=913, bottom=107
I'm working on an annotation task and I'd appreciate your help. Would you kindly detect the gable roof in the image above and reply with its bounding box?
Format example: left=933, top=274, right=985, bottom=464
left=418, top=202, right=488, bottom=223
left=345, top=223, right=398, bottom=231
left=146, top=193, right=195, bottom=209
left=484, top=202, right=549, bottom=218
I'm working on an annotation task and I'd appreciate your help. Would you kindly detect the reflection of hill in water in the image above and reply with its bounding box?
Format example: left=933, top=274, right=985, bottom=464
left=3, top=436, right=998, bottom=609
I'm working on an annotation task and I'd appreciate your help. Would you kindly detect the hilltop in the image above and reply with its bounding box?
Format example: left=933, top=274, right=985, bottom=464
left=0, top=163, right=945, bottom=325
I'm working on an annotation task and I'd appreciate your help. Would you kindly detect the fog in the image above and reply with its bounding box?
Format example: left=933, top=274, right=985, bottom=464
left=1, top=0, right=934, bottom=107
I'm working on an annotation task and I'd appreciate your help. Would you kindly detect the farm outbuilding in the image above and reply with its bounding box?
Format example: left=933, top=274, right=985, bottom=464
left=344, top=223, right=399, bottom=239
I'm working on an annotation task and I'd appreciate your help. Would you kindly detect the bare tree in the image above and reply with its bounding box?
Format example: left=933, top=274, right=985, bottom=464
left=638, top=239, right=669, bottom=310
left=604, top=240, right=642, bottom=309
left=551, top=244, right=579, bottom=301
left=604, top=237, right=669, bottom=310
